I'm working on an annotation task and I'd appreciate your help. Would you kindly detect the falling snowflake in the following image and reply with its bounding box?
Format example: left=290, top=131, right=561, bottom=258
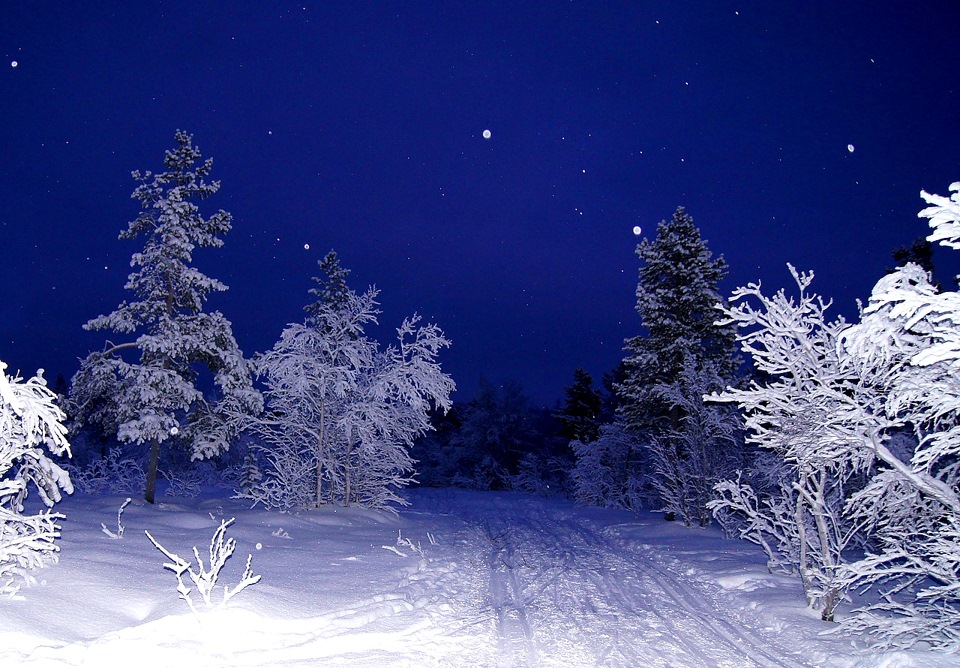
left=847, top=144, right=855, bottom=153
left=632, top=226, right=642, bottom=236
left=482, top=129, right=491, bottom=140
left=10, top=61, right=18, bottom=68
left=304, top=243, right=310, bottom=250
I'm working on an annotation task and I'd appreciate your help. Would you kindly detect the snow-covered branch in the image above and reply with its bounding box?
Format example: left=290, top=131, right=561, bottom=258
left=145, top=518, right=261, bottom=614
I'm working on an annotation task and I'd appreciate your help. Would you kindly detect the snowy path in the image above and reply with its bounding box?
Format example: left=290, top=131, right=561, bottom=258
left=438, top=494, right=813, bottom=668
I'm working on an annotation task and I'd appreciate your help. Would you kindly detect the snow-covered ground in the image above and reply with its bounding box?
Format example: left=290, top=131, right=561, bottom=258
left=1, top=488, right=955, bottom=667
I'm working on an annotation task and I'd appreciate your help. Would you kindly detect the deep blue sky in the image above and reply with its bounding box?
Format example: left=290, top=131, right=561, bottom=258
left=2, top=2, right=959, bottom=406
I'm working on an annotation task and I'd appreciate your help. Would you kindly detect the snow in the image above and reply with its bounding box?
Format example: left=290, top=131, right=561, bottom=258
left=1, top=487, right=957, bottom=667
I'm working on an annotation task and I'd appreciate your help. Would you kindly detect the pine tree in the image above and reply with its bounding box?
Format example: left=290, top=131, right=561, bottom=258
left=557, top=368, right=602, bottom=443
left=69, top=131, right=262, bottom=504
left=620, top=207, right=738, bottom=428
left=618, top=207, right=741, bottom=524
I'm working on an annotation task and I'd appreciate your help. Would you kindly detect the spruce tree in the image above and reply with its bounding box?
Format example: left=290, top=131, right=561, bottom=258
left=70, top=131, right=262, bottom=503
left=557, top=368, right=602, bottom=443
left=618, top=207, right=741, bottom=524
left=619, top=207, right=738, bottom=432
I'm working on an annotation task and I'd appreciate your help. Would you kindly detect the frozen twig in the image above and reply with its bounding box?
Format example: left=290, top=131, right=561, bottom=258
left=101, top=497, right=131, bottom=539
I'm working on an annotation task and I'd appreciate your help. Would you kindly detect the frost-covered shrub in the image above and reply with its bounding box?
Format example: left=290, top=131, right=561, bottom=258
left=65, top=447, right=145, bottom=495
left=570, top=421, right=647, bottom=512
left=0, top=362, right=73, bottom=597
left=160, top=466, right=203, bottom=499
left=648, top=360, right=742, bottom=527
left=506, top=453, right=556, bottom=497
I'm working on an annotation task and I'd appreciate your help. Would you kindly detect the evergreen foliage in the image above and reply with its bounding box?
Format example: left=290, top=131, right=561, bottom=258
left=69, top=131, right=262, bottom=504
left=450, top=379, right=537, bottom=489
left=615, top=207, right=742, bottom=525
left=557, top=368, right=602, bottom=443
left=619, top=207, right=738, bottom=432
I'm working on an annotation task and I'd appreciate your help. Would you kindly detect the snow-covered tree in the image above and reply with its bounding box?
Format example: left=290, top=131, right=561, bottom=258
left=239, top=252, right=455, bottom=511
left=707, top=265, right=864, bottom=621
left=649, top=359, right=742, bottom=527
left=710, top=182, right=960, bottom=640
left=69, top=131, right=262, bottom=504
left=617, top=207, right=741, bottom=524
left=831, top=183, right=960, bottom=649
left=570, top=419, right=644, bottom=511
left=0, top=362, right=73, bottom=597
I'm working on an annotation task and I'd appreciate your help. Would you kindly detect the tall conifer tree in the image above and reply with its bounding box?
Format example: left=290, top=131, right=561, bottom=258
left=619, top=207, right=738, bottom=432
left=618, top=207, right=741, bottom=524
left=70, top=131, right=262, bottom=503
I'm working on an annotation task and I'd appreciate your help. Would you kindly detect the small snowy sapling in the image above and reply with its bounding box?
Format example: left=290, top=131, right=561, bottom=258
left=101, top=497, right=131, bottom=539
left=145, top=518, right=261, bottom=614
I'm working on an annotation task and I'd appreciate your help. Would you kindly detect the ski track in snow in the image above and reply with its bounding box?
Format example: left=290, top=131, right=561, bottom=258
left=448, top=497, right=812, bottom=668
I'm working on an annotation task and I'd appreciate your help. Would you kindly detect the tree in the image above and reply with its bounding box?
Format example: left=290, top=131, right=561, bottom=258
left=69, top=131, right=262, bottom=504
left=0, top=362, right=73, bottom=597
left=832, top=183, right=960, bottom=649
left=620, top=207, right=739, bottom=427
left=889, top=235, right=941, bottom=291
left=617, top=207, right=741, bottom=525
left=451, top=379, right=537, bottom=489
left=239, top=252, right=455, bottom=511
left=891, top=236, right=935, bottom=275
left=569, top=419, right=644, bottom=511
left=707, top=265, right=863, bottom=621
left=709, top=180, right=960, bottom=643
left=557, top=368, right=602, bottom=443
left=648, top=360, right=742, bottom=527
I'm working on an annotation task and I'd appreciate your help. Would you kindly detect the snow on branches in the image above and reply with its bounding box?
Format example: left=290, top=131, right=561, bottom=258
left=711, top=182, right=960, bottom=648
left=236, top=252, right=454, bottom=512
left=707, top=266, right=861, bottom=621
left=70, top=131, right=262, bottom=504
left=0, top=361, right=73, bottom=597
left=145, top=518, right=261, bottom=615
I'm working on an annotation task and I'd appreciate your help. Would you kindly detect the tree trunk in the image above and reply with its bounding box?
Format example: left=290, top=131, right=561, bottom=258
left=343, top=435, right=353, bottom=507
left=315, top=401, right=326, bottom=507
left=144, top=438, right=161, bottom=504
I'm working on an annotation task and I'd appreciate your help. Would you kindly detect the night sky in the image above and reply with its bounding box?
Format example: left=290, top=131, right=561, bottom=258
left=2, top=2, right=959, bottom=406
